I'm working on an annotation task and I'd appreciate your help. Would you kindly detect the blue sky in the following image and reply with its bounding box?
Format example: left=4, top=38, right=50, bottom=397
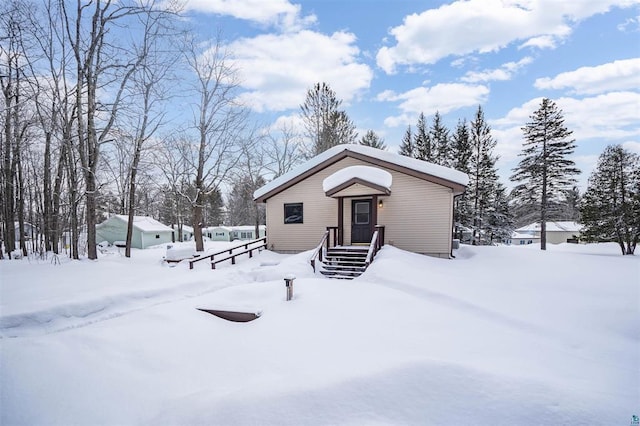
left=181, top=0, right=639, bottom=190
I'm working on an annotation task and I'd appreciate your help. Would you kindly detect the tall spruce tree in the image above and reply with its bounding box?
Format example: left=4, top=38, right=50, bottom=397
left=300, top=82, right=356, bottom=158
left=398, top=125, right=414, bottom=157
left=510, top=98, right=580, bottom=250
left=360, top=130, right=387, bottom=150
left=226, top=174, right=266, bottom=227
left=430, top=111, right=451, bottom=166
left=468, top=106, right=502, bottom=245
left=414, top=112, right=432, bottom=161
left=485, top=183, right=514, bottom=244
left=451, top=119, right=473, bottom=240
left=581, top=145, right=639, bottom=255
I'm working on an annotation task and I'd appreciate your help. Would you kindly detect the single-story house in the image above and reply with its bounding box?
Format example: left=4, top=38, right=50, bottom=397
left=96, top=215, right=174, bottom=249
left=204, top=226, right=233, bottom=241
left=14, top=222, right=38, bottom=241
left=515, top=221, right=582, bottom=244
left=253, top=144, right=468, bottom=258
left=229, top=225, right=266, bottom=241
left=178, top=224, right=194, bottom=242
left=505, top=232, right=541, bottom=245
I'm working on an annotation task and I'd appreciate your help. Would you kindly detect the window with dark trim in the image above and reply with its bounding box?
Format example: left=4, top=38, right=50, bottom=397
left=284, top=203, right=303, bottom=224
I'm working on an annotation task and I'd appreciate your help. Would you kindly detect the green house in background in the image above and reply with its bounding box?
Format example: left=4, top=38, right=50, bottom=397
left=96, top=215, right=174, bottom=249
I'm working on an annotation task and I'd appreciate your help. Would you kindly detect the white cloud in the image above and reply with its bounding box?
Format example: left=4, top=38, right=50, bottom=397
left=534, top=58, right=640, bottom=95
left=622, top=140, right=640, bottom=154
left=376, top=0, right=637, bottom=73
left=379, top=83, right=489, bottom=127
left=492, top=91, right=640, bottom=165
left=228, top=30, right=373, bottom=112
left=462, top=57, right=534, bottom=83
left=182, top=0, right=315, bottom=31
left=617, top=15, right=640, bottom=31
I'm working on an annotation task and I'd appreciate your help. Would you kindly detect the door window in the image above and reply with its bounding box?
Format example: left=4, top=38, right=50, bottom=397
left=354, top=202, right=370, bottom=225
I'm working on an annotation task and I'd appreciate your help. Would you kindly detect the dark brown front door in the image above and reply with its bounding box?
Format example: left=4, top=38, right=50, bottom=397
left=351, top=199, right=372, bottom=244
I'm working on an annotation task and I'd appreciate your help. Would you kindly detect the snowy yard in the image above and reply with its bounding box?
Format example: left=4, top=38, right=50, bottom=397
left=1, top=242, right=638, bottom=425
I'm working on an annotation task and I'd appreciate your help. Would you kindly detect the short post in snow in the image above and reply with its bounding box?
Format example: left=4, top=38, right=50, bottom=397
left=284, top=274, right=296, bottom=301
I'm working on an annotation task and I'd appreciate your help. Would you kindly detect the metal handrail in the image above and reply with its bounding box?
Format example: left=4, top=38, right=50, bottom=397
left=364, top=230, right=380, bottom=266
left=309, top=230, right=329, bottom=272
left=189, top=237, right=267, bottom=270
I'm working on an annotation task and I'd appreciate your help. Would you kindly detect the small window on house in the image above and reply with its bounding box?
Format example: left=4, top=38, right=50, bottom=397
left=155, top=234, right=160, bottom=239
left=216, top=232, right=225, bottom=236
left=240, top=231, right=251, bottom=239
left=284, top=203, right=303, bottom=224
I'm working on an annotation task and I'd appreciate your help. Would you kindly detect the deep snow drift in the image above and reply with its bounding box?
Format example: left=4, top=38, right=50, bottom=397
left=1, top=242, right=638, bottom=425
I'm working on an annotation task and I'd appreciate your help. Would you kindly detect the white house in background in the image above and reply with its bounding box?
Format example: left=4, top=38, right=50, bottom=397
left=96, top=215, right=174, bottom=249
left=14, top=222, right=38, bottom=241
left=177, top=224, right=194, bottom=242
left=204, top=226, right=233, bottom=242
left=229, top=225, right=266, bottom=241
left=516, top=221, right=582, bottom=244
left=254, top=144, right=468, bottom=258
left=505, top=232, right=541, bottom=245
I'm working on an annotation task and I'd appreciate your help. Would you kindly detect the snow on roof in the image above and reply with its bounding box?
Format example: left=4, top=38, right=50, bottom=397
left=110, top=215, right=174, bottom=233
left=205, top=225, right=233, bottom=232
left=510, top=232, right=540, bottom=239
left=516, top=221, right=582, bottom=233
left=231, top=225, right=266, bottom=231
left=254, top=144, right=468, bottom=200
left=322, top=165, right=392, bottom=193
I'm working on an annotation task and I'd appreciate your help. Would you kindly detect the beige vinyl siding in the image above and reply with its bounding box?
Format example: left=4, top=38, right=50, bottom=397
left=265, top=158, right=364, bottom=252
left=265, top=157, right=454, bottom=256
left=343, top=171, right=453, bottom=256
left=331, top=183, right=387, bottom=198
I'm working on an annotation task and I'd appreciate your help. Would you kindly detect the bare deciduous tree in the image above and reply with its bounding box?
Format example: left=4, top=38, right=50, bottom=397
left=182, top=33, right=246, bottom=252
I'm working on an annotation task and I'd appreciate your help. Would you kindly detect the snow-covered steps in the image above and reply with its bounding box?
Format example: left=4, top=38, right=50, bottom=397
left=320, top=246, right=369, bottom=279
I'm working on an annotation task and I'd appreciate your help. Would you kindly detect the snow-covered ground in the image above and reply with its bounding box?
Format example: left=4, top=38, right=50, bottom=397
left=1, top=242, right=638, bottom=425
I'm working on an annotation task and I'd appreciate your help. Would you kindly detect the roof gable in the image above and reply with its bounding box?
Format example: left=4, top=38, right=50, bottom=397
left=99, top=215, right=174, bottom=233
left=254, top=145, right=468, bottom=202
left=516, top=221, right=582, bottom=233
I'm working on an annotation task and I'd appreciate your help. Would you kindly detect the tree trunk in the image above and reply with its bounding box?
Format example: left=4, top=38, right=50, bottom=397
left=192, top=200, right=204, bottom=252
left=125, top=142, right=142, bottom=258
left=16, top=146, right=27, bottom=256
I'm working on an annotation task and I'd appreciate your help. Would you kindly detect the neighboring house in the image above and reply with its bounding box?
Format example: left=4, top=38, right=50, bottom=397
left=96, top=215, right=174, bottom=249
left=254, top=144, right=468, bottom=258
left=204, top=226, right=233, bottom=242
left=178, top=224, right=194, bottom=242
left=229, top=225, right=266, bottom=241
left=14, top=222, right=38, bottom=241
left=515, top=221, right=582, bottom=244
left=505, top=232, right=541, bottom=245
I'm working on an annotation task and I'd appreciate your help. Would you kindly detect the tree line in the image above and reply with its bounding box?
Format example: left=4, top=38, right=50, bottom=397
left=1, top=1, right=637, bottom=260
left=0, top=0, right=281, bottom=259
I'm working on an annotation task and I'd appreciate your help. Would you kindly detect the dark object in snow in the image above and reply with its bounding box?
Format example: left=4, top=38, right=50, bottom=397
left=197, top=308, right=261, bottom=322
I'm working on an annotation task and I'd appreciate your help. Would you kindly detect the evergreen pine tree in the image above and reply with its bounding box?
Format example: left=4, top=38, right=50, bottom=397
left=414, top=112, right=432, bottom=161
left=468, top=105, right=501, bottom=245
left=510, top=98, right=580, bottom=250
left=227, top=175, right=266, bottom=227
left=430, top=111, right=451, bottom=166
left=559, top=186, right=581, bottom=221
left=300, top=82, right=357, bottom=158
left=359, top=130, right=387, bottom=150
left=485, top=183, right=514, bottom=244
left=450, top=119, right=474, bottom=240
left=398, top=125, right=414, bottom=157
left=581, top=145, right=639, bottom=255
